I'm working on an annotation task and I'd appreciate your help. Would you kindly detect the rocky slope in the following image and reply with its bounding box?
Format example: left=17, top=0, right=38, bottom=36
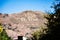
left=0, top=11, right=48, bottom=40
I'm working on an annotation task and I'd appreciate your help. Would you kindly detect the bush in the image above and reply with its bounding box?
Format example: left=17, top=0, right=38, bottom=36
left=0, top=24, right=12, bottom=40
left=32, top=27, right=48, bottom=40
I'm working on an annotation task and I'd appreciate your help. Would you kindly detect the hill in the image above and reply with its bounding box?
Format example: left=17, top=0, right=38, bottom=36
left=0, top=11, right=48, bottom=40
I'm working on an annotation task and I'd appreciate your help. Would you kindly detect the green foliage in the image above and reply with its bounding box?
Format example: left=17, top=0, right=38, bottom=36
left=32, top=30, right=42, bottom=40
left=0, top=24, right=12, bottom=40
left=32, top=27, right=48, bottom=40
left=40, top=1, right=60, bottom=40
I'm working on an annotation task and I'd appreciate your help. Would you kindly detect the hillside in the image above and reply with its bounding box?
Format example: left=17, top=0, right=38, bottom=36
left=0, top=11, right=48, bottom=40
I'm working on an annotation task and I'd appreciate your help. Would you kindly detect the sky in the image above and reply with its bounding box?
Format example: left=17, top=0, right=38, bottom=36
left=0, top=0, right=55, bottom=14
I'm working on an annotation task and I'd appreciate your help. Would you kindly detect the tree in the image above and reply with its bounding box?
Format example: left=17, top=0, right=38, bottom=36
left=0, top=24, right=12, bottom=40
left=32, top=26, right=48, bottom=40
left=40, top=0, right=60, bottom=40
